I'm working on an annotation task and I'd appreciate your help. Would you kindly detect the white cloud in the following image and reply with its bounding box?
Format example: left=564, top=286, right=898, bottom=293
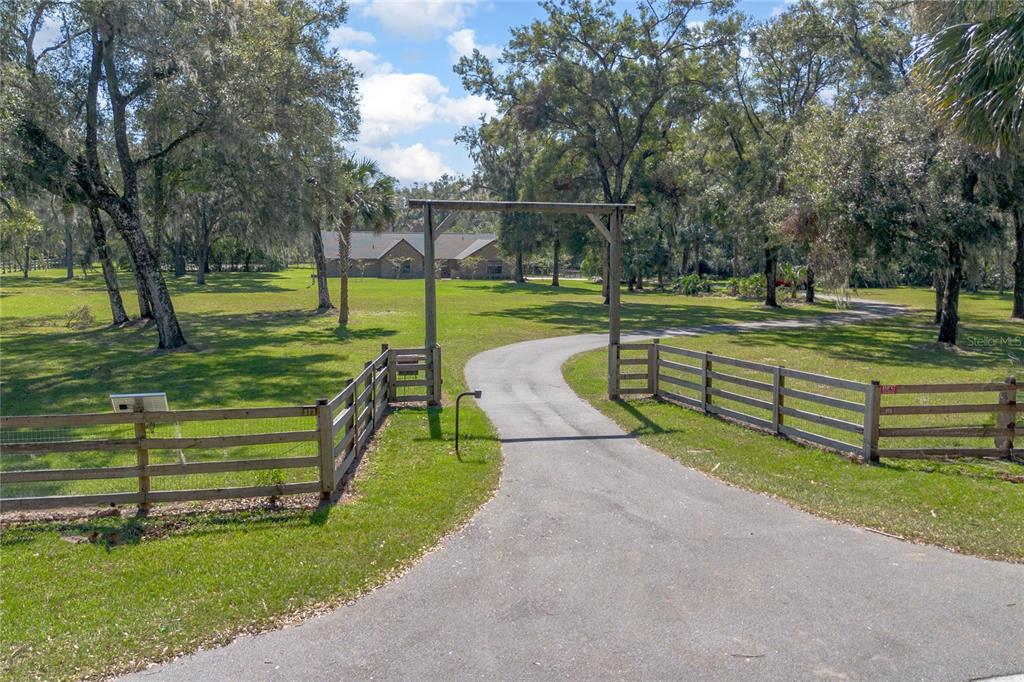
left=360, top=143, right=453, bottom=182
left=357, top=72, right=496, bottom=145
left=438, top=92, right=497, bottom=125
left=771, top=5, right=785, bottom=16
left=338, top=48, right=393, bottom=75
left=447, top=28, right=500, bottom=63
left=329, top=25, right=376, bottom=46
left=362, top=0, right=477, bottom=38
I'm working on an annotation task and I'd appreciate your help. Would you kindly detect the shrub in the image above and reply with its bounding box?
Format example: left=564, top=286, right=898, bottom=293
left=64, top=305, right=94, bottom=329
left=727, top=273, right=766, bottom=299
left=674, top=274, right=711, bottom=295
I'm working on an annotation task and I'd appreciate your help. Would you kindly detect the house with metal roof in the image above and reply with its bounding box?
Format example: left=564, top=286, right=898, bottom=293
left=322, top=231, right=510, bottom=279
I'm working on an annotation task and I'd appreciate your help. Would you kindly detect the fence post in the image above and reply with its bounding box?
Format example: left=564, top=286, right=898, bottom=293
left=772, top=366, right=783, bottom=433
left=996, top=376, right=1016, bottom=456
left=347, top=378, right=358, bottom=457
left=133, top=407, right=150, bottom=515
left=700, top=351, right=712, bottom=413
left=609, top=344, right=616, bottom=398
left=364, top=360, right=375, bottom=435
left=378, top=342, right=389, bottom=405
left=862, top=380, right=881, bottom=463
left=429, top=344, right=442, bottom=406
left=315, top=398, right=334, bottom=497
left=648, top=339, right=659, bottom=396
left=386, top=346, right=397, bottom=403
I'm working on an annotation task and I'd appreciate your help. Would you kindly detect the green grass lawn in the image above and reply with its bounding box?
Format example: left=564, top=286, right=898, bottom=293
left=565, top=287, right=1024, bottom=563
left=0, top=268, right=835, bottom=681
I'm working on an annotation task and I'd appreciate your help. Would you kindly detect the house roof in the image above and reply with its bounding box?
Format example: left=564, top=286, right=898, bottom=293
left=323, top=231, right=499, bottom=261
left=322, top=231, right=407, bottom=260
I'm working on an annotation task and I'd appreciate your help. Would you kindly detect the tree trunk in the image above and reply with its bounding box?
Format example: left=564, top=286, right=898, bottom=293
left=627, top=275, right=636, bottom=292
left=764, top=246, right=779, bottom=308
left=151, top=151, right=165, bottom=272
left=731, top=234, right=739, bottom=277
left=122, top=239, right=151, bottom=319
left=515, top=249, right=525, bottom=283
left=338, top=223, right=351, bottom=326
left=22, top=242, right=30, bottom=278
left=97, top=31, right=187, bottom=344
left=551, top=239, right=560, bottom=287
left=64, top=226, right=74, bottom=279
left=90, top=207, right=129, bottom=325
left=310, top=224, right=333, bottom=311
left=805, top=264, right=815, bottom=303
left=172, top=227, right=186, bottom=277
left=1013, top=207, right=1024, bottom=318
left=937, top=241, right=962, bottom=345
left=109, top=205, right=184, bottom=346
left=997, top=236, right=1005, bottom=295
left=196, top=241, right=209, bottom=285
left=933, top=272, right=944, bottom=325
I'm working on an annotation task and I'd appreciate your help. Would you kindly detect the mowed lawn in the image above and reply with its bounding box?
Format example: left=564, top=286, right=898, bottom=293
left=565, top=288, right=1024, bottom=562
left=0, top=268, right=835, bottom=681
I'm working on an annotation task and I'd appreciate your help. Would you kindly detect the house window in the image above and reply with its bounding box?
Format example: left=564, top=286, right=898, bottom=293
left=401, top=261, right=412, bottom=274
left=487, top=263, right=503, bottom=276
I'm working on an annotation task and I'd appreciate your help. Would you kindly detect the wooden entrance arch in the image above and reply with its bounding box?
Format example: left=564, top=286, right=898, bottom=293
left=407, top=200, right=637, bottom=403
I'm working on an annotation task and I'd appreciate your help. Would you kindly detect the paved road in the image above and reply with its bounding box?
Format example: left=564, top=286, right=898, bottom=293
left=133, top=303, right=1023, bottom=681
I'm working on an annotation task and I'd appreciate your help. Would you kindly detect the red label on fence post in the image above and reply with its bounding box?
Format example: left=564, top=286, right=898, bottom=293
left=880, top=385, right=899, bottom=394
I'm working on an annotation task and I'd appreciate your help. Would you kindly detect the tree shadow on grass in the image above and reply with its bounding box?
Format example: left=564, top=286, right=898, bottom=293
left=1, top=309, right=404, bottom=415
left=469, top=279, right=599, bottom=297
left=333, top=325, right=398, bottom=342
left=704, top=315, right=1009, bottom=376
left=473, top=299, right=817, bottom=336
left=0, top=504, right=322, bottom=548
left=0, top=273, right=118, bottom=292
left=167, top=272, right=293, bottom=294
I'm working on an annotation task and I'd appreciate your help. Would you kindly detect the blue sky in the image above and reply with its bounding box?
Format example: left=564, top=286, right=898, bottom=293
left=334, top=0, right=789, bottom=184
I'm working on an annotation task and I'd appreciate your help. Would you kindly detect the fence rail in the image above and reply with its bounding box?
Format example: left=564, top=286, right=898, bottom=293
left=611, top=342, right=1019, bottom=464
left=1, top=344, right=442, bottom=513
left=874, top=379, right=1017, bottom=460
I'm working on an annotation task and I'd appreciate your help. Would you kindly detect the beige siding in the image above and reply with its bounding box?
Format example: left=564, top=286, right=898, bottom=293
left=379, top=241, right=424, bottom=279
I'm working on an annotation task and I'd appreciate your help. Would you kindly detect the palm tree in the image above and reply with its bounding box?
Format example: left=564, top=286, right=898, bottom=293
left=915, top=0, right=1024, bottom=155
left=915, top=1, right=1024, bottom=317
left=333, top=157, right=396, bottom=326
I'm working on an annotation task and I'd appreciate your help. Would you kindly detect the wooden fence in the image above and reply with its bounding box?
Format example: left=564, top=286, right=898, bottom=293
left=875, top=380, right=1018, bottom=460
left=612, top=341, right=1018, bottom=463
left=0, top=344, right=442, bottom=512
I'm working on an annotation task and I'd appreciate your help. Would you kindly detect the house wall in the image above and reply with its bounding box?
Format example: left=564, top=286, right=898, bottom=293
left=327, top=259, right=381, bottom=277
left=455, top=243, right=510, bottom=279
left=379, top=241, right=424, bottom=279
left=325, top=240, right=508, bottom=279
left=350, top=259, right=381, bottom=277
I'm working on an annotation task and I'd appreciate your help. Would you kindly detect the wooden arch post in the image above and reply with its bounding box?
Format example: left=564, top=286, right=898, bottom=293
left=608, top=207, right=622, bottom=398
left=411, top=199, right=635, bottom=404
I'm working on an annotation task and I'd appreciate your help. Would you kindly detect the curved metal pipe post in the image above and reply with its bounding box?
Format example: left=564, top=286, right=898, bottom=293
left=455, top=390, right=482, bottom=460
